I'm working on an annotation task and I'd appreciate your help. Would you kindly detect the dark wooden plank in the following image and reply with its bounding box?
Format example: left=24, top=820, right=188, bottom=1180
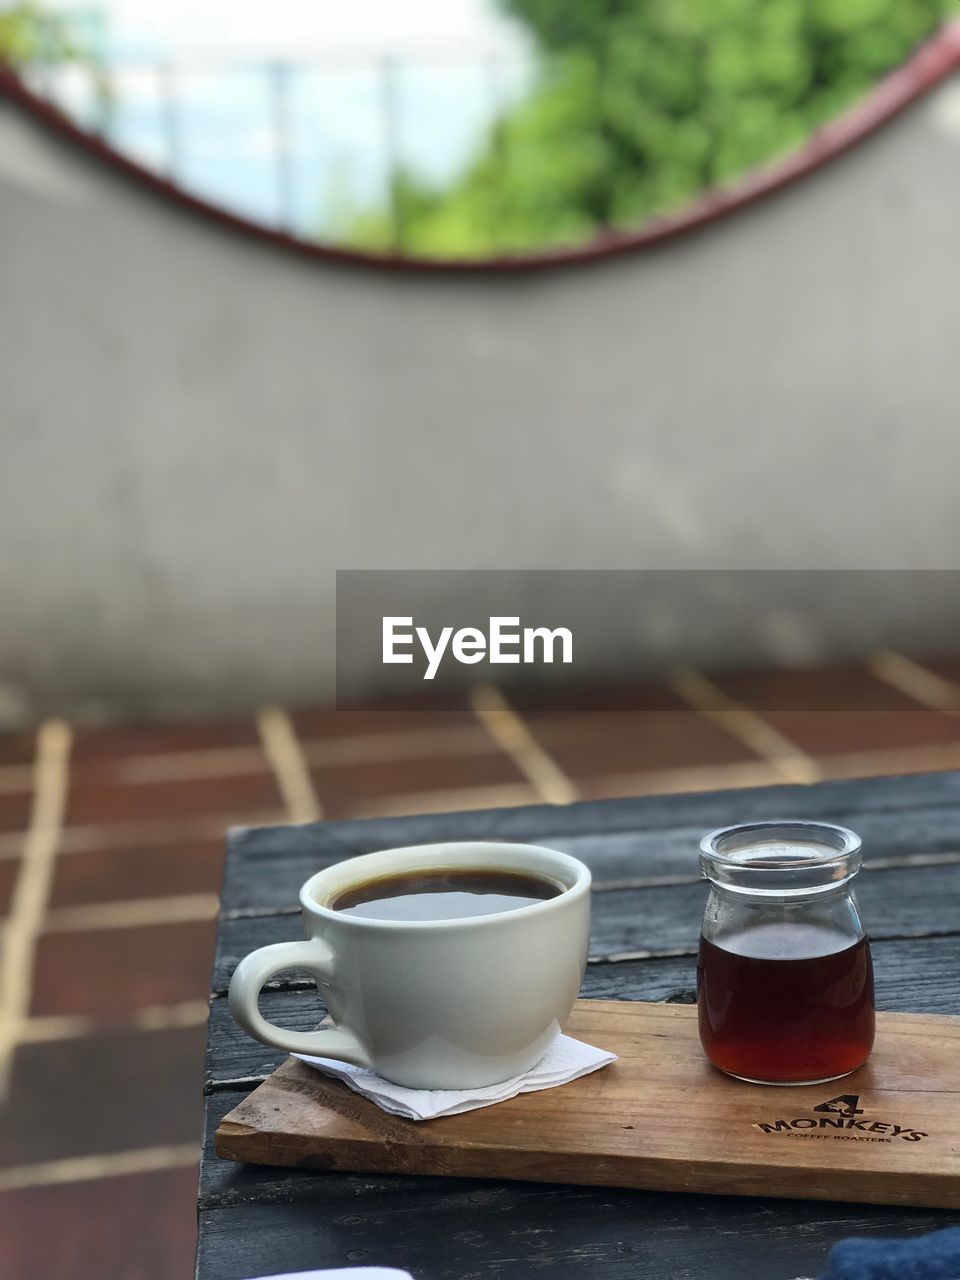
left=200, top=775, right=960, bottom=1280
left=219, top=771, right=960, bottom=913
left=196, top=1177, right=952, bottom=1280
left=204, top=954, right=698, bottom=1088
left=204, top=933, right=960, bottom=1088
left=198, top=1081, right=953, bottom=1279
left=198, top=1016, right=955, bottom=1279
left=201, top=1087, right=455, bottom=1208
left=216, top=1003, right=960, bottom=1211
left=210, top=858, right=960, bottom=994
left=220, top=804, right=960, bottom=914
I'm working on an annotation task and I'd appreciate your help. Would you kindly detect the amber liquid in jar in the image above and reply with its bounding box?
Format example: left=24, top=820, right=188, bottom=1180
left=697, top=922, right=875, bottom=1084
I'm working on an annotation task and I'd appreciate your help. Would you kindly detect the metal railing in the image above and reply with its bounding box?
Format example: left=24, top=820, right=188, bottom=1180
left=23, top=51, right=535, bottom=251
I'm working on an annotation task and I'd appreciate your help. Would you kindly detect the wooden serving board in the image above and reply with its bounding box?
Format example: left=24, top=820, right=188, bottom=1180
left=216, top=1000, right=960, bottom=1209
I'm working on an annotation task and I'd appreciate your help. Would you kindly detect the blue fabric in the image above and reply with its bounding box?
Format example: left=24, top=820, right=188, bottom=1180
left=822, top=1226, right=960, bottom=1280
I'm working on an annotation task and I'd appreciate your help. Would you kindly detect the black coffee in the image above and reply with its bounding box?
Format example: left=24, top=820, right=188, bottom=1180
left=330, top=869, right=563, bottom=921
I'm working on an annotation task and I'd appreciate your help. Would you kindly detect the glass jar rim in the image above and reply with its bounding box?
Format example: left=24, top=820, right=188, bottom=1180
left=699, top=820, right=862, bottom=896
left=701, top=820, right=861, bottom=863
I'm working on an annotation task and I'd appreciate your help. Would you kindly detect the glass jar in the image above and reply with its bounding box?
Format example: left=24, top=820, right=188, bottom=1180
left=697, top=821, right=875, bottom=1086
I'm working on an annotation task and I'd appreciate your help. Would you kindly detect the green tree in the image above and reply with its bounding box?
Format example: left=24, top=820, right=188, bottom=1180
left=341, top=0, right=952, bottom=258
left=0, top=2, right=80, bottom=67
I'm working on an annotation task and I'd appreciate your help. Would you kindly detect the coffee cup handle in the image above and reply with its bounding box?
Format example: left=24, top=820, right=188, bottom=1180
left=228, top=939, right=372, bottom=1065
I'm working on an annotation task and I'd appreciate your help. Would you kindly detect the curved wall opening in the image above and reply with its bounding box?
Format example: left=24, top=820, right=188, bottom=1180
left=3, top=20, right=959, bottom=271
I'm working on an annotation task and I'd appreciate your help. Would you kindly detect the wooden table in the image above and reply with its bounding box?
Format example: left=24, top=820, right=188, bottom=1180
left=198, top=771, right=960, bottom=1280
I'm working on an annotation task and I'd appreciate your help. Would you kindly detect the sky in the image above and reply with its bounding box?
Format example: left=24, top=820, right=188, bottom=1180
left=67, top=0, right=527, bottom=61
left=41, top=0, right=532, bottom=236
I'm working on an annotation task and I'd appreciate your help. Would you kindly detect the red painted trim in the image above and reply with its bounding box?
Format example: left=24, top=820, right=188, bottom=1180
left=2, top=23, right=959, bottom=275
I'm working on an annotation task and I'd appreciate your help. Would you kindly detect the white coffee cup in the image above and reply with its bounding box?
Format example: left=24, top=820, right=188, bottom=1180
left=228, top=841, right=591, bottom=1089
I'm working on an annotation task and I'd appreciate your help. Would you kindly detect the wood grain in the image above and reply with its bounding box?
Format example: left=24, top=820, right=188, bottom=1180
left=219, top=772, right=960, bottom=912
left=201, top=772, right=960, bottom=1280
left=215, top=1000, right=960, bottom=1210
left=209, top=857, right=960, bottom=995
left=204, top=934, right=960, bottom=1088
left=199, top=1087, right=953, bottom=1280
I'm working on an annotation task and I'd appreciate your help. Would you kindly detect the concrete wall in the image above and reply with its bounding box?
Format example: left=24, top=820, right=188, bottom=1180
left=2, top=77, right=960, bottom=718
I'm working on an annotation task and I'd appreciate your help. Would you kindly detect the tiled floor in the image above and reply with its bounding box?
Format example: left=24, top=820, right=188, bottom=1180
left=2, top=651, right=960, bottom=1279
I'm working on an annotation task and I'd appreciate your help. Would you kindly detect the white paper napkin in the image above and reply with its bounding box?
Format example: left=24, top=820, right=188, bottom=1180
left=295, top=1033, right=617, bottom=1121
left=248, top=1267, right=815, bottom=1280
left=248, top=1271, right=412, bottom=1279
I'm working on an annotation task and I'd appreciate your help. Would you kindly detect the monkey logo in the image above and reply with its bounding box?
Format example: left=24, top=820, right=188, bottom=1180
left=813, top=1094, right=864, bottom=1118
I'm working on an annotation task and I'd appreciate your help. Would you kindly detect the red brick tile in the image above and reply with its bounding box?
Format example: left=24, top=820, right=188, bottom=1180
left=819, top=748, right=960, bottom=782
left=311, top=751, right=527, bottom=819
left=509, top=680, right=679, bottom=716
left=532, top=710, right=754, bottom=780
left=714, top=662, right=928, bottom=712
left=293, top=700, right=474, bottom=739
left=356, top=786, right=536, bottom=819
left=579, top=760, right=777, bottom=801
left=0, top=857, right=17, bottom=915
left=0, top=730, right=34, bottom=767
left=32, top=920, right=215, bottom=1019
left=72, top=718, right=259, bottom=761
left=0, top=790, right=32, bottom=834
left=65, top=771, right=282, bottom=826
left=0, top=1025, right=205, bottom=1167
left=711, top=664, right=960, bottom=756
left=0, top=1165, right=198, bottom=1280
left=49, top=841, right=225, bottom=909
left=912, top=654, right=960, bottom=685
left=764, top=709, right=960, bottom=757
